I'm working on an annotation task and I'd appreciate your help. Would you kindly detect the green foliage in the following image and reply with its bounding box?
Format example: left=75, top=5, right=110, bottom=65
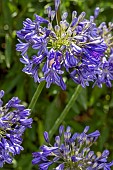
left=0, top=0, right=113, bottom=169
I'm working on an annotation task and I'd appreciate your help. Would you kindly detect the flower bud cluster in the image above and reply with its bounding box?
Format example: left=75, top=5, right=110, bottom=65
left=32, top=125, right=113, bottom=170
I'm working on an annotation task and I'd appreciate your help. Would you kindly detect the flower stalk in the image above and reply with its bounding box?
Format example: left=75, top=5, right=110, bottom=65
left=28, top=81, right=45, bottom=111
left=49, top=85, right=82, bottom=140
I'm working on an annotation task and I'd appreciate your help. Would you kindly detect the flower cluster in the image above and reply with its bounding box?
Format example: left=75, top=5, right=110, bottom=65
left=0, top=90, right=32, bottom=167
left=16, top=0, right=113, bottom=90
left=32, top=125, right=113, bottom=170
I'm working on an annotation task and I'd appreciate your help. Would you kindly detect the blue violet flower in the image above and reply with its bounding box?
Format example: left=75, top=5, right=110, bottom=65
left=0, top=90, right=32, bottom=167
left=16, top=0, right=113, bottom=89
left=32, top=125, right=113, bottom=170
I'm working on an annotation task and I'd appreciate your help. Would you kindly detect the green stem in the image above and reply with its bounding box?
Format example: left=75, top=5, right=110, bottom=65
left=28, top=81, right=45, bottom=111
left=49, top=85, right=82, bottom=140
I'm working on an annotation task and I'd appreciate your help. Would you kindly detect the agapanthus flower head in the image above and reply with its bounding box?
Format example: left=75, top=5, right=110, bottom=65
left=0, top=90, right=32, bottom=167
left=16, top=0, right=113, bottom=89
left=32, top=125, right=113, bottom=170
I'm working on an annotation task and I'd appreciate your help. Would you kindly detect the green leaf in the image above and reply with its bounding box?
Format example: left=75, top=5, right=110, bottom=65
left=45, top=95, right=62, bottom=131
left=78, top=88, right=87, bottom=110
left=5, top=34, right=12, bottom=68
left=38, top=119, right=44, bottom=145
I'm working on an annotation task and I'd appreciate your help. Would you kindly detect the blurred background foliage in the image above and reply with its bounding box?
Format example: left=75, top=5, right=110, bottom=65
left=0, top=0, right=113, bottom=169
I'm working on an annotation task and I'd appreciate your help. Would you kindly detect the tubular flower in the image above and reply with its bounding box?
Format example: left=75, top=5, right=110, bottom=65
left=32, top=125, right=113, bottom=170
left=0, top=90, right=32, bottom=167
left=92, top=22, right=113, bottom=87
left=16, top=0, right=113, bottom=89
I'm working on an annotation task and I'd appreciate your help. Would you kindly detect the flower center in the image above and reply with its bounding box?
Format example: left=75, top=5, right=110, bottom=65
left=52, top=33, right=69, bottom=50
left=48, top=21, right=71, bottom=51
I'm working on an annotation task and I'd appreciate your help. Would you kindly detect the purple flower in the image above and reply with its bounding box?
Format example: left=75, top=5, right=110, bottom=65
left=16, top=0, right=113, bottom=89
left=32, top=125, right=113, bottom=170
left=92, top=54, right=113, bottom=88
left=55, top=0, right=60, bottom=11
left=0, top=90, right=32, bottom=167
left=41, top=49, right=66, bottom=90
